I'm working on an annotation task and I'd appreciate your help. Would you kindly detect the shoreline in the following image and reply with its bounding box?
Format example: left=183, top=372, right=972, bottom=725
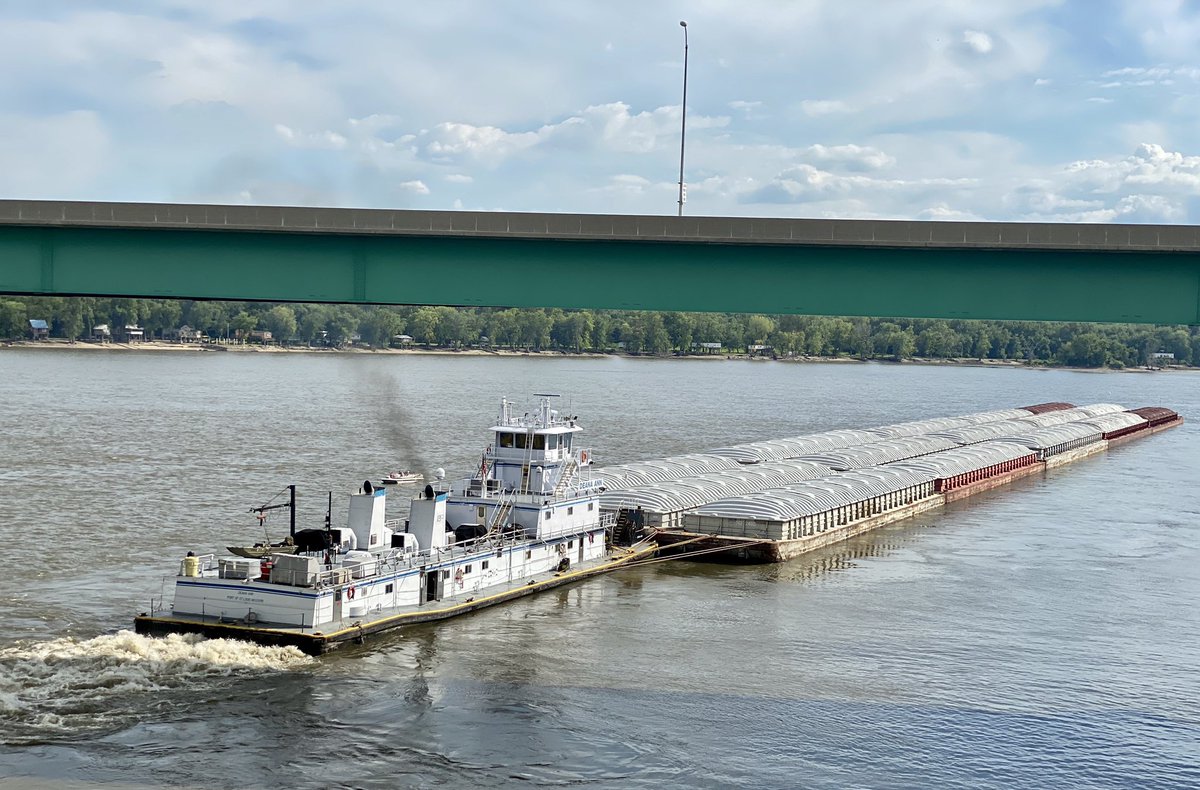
left=1, top=338, right=1192, bottom=373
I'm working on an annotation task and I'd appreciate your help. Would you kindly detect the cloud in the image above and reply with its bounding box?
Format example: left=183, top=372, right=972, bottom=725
left=444, top=173, right=473, bottom=184
left=800, top=99, right=852, bottom=117
left=1064, top=143, right=1200, bottom=193
left=729, top=99, right=762, bottom=117
left=742, top=163, right=974, bottom=205
left=422, top=122, right=540, bottom=164
left=963, top=30, right=994, bottom=55
left=274, top=124, right=347, bottom=149
left=804, top=143, right=895, bottom=171
left=398, top=179, right=430, bottom=195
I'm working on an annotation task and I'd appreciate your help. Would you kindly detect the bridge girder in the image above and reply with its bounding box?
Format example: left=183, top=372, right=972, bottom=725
left=1, top=200, right=1198, bottom=324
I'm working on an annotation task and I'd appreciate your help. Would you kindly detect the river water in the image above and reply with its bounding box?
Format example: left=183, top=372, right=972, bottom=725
left=0, top=350, right=1197, bottom=789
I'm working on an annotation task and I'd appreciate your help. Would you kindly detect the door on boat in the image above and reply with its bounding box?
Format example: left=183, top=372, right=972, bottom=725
left=334, top=589, right=343, bottom=621
left=421, top=569, right=444, bottom=604
left=578, top=538, right=584, bottom=564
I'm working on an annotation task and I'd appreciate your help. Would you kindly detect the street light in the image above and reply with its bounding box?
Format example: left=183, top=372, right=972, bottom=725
left=677, top=20, right=688, bottom=217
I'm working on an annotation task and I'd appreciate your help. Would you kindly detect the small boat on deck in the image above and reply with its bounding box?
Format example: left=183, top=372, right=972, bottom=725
left=225, top=490, right=302, bottom=558
left=378, top=470, right=423, bottom=485
left=225, top=540, right=298, bottom=559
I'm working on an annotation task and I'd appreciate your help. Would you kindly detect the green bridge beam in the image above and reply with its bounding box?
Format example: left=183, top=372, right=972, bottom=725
left=2, top=200, right=1199, bottom=324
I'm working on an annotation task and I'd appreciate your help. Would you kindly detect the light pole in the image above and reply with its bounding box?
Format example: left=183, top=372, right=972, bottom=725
left=677, top=20, right=688, bottom=217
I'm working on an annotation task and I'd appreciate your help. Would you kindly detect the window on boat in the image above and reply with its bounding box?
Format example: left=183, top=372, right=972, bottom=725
left=385, top=583, right=394, bottom=594
left=464, top=564, right=472, bottom=574
left=482, top=560, right=489, bottom=570
left=533, top=434, right=546, bottom=450
left=567, top=506, right=574, bottom=515
left=547, top=434, right=558, bottom=450
left=588, top=503, right=594, bottom=511
left=562, top=434, right=573, bottom=450
left=514, top=433, right=528, bottom=450
left=525, top=550, right=532, bottom=560
left=498, top=432, right=515, bottom=448
left=568, top=540, right=574, bottom=549
left=442, top=570, right=451, bottom=579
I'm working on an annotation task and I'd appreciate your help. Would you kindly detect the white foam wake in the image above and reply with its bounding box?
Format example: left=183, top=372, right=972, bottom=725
left=0, top=630, right=313, bottom=742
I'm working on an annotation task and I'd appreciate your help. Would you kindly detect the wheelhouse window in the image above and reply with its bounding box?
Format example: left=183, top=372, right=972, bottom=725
left=514, top=433, right=528, bottom=450
left=533, top=434, right=546, bottom=450
left=498, top=432, right=515, bottom=448
left=547, top=434, right=558, bottom=450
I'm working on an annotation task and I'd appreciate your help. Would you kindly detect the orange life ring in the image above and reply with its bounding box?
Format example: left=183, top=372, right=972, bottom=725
left=579, top=450, right=589, bottom=464
left=346, top=585, right=355, bottom=600
left=455, top=568, right=465, bottom=588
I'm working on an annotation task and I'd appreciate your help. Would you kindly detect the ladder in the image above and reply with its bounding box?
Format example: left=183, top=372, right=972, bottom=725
left=552, top=458, right=578, bottom=497
left=488, top=498, right=513, bottom=533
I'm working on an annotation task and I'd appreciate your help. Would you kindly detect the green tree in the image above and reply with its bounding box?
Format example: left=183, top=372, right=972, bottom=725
left=917, top=323, right=960, bottom=358
left=231, top=311, right=259, bottom=341
left=263, top=305, right=298, bottom=343
left=0, top=300, right=27, bottom=338
left=407, top=307, right=439, bottom=345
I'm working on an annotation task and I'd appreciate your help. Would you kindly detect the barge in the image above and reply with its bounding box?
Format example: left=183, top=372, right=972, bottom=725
left=613, top=403, right=1182, bottom=564
left=135, top=396, right=654, bottom=655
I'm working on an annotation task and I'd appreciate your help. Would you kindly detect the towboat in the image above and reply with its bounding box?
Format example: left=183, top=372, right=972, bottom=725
left=135, top=396, right=655, bottom=654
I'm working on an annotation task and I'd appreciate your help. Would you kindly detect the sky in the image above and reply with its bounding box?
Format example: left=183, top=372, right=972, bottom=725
left=4, top=0, right=1200, bottom=223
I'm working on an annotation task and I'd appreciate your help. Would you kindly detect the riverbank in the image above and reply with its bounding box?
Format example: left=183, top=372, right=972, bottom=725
left=1, top=338, right=1191, bottom=373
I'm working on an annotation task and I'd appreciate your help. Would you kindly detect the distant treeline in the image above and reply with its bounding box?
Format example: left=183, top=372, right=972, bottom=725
left=2, top=295, right=1197, bottom=369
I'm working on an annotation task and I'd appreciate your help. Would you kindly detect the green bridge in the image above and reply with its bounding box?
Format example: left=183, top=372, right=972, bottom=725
left=1, top=199, right=1198, bottom=324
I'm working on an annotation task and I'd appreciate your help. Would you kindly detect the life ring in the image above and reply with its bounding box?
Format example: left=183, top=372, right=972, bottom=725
left=455, top=568, right=464, bottom=588
left=346, top=585, right=355, bottom=600
left=579, top=450, right=589, bottom=465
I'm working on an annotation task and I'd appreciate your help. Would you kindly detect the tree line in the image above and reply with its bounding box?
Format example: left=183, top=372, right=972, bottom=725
left=1, top=295, right=1197, bottom=369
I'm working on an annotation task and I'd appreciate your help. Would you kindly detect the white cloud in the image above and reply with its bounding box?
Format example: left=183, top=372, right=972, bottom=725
left=422, top=122, right=540, bottom=164
left=398, top=180, right=430, bottom=195
left=274, top=124, right=347, bottom=149
left=444, top=173, right=473, bottom=184
left=804, top=144, right=895, bottom=171
left=963, top=30, right=994, bottom=55
left=743, top=163, right=974, bottom=205
left=801, top=99, right=852, bottom=117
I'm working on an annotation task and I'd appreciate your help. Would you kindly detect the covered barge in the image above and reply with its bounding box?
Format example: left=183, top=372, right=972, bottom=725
left=607, top=403, right=1182, bottom=563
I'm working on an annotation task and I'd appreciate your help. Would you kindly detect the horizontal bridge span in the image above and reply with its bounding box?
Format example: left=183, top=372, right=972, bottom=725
left=1, top=200, right=1198, bottom=324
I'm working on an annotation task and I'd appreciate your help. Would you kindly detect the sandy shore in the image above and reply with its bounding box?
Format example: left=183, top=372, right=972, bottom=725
left=1, top=338, right=1189, bottom=373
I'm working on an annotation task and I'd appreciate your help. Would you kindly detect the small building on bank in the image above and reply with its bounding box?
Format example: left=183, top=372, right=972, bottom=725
left=166, top=325, right=204, bottom=343
left=28, top=319, right=49, bottom=340
left=92, top=324, right=112, bottom=342
left=118, top=324, right=145, bottom=343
